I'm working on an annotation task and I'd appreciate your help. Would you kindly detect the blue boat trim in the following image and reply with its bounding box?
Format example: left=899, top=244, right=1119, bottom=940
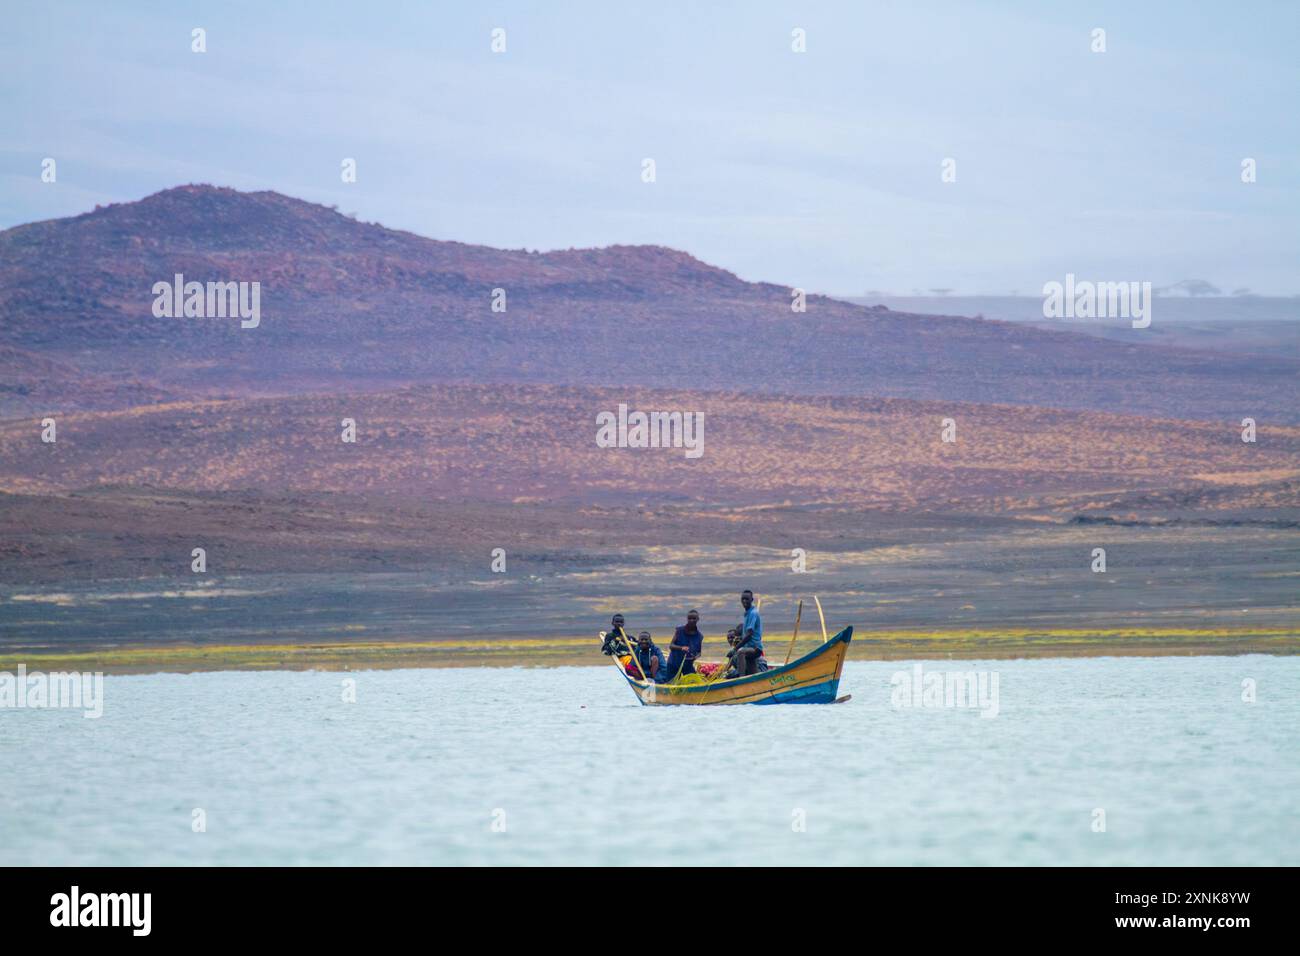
left=755, top=680, right=840, bottom=704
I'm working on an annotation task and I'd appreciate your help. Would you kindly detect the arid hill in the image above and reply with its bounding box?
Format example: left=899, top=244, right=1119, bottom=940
left=2, top=185, right=1295, bottom=423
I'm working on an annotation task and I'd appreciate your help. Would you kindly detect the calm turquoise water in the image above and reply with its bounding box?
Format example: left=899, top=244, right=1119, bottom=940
left=1, top=656, right=1296, bottom=865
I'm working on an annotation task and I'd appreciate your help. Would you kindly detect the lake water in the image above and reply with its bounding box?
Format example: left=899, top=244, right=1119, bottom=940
left=2, top=656, right=1296, bottom=865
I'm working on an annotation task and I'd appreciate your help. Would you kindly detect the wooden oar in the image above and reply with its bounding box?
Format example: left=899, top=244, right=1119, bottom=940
left=613, top=626, right=647, bottom=682
left=600, top=632, right=630, bottom=678
left=783, top=599, right=804, bottom=666
left=813, top=595, right=828, bottom=643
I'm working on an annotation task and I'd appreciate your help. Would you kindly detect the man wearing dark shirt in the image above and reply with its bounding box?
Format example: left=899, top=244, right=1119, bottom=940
left=664, top=609, right=704, bottom=681
left=633, top=631, right=667, bottom=683
left=600, top=613, right=632, bottom=657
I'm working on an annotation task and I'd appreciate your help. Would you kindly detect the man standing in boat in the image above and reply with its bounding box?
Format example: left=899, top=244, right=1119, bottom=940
left=665, top=609, right=704, bottom=680
left=728, top=590, right=764, bottom=677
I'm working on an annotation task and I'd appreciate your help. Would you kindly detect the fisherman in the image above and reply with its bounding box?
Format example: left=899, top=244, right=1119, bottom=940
left=664, top=609, right=704, bottom=680
left=600, top=613, right=632, bottom=656
left=727, top=589, right=764, bottom=677
left=723, top=629, right=745, bottom=678
left=632, top=631, right=667, bottom=683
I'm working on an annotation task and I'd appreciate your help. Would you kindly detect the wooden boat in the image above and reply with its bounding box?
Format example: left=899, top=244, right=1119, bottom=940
left=617, top=626, right=852, bottom=705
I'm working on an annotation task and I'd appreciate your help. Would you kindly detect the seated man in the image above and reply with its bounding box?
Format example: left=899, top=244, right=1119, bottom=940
left=664, top=609, right=704, bottom=681
left=600, top=613, right=631, bottom=656
left=630, top=631, right=668, bottom=683
left=722, top=626, right=771, bottom=677
left=727, top=589, right=764, bottom=677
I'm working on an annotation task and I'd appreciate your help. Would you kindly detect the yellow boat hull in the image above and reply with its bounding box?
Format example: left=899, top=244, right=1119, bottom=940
left=622, top=627, right=852, bottom=705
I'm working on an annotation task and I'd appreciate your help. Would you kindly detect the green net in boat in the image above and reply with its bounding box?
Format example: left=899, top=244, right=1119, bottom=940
left=670, top=673, right=707, bottom=686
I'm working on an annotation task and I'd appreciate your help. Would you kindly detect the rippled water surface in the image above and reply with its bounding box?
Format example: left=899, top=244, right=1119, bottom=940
left=2, top=656, right=1296, bottom=865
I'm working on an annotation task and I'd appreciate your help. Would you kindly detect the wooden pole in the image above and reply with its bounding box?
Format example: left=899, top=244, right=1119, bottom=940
left=813, top=595, right=828, bottom=643
left=609, top=626, right=647, bottom=682
left=783, top=600, right=804, bottom=665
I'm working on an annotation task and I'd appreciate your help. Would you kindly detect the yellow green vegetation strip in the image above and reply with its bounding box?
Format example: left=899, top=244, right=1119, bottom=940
left=0, top=626, right=1296, bottom=674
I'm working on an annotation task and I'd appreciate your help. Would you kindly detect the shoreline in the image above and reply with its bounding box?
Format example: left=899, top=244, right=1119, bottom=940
left=1, top=626, right=1295, bottom=675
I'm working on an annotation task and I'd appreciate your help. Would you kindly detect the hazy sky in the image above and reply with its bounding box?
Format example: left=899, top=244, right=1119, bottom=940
left=3, top=1, right=1297, bottom=294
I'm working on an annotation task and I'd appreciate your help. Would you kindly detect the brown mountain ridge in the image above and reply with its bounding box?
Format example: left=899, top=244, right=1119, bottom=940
left=2, top=185, right=1295, bottom=423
